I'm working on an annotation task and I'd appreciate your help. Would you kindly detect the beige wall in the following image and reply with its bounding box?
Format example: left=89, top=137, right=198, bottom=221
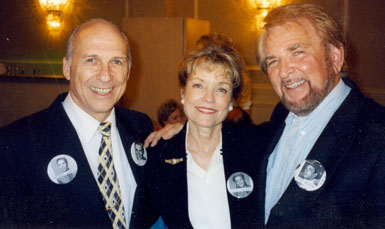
left=1, top=0, right=384, bottom=127
left=0, top=77, right=69, bottom=127
left=121, top=17, right=209, bottom=125
left=346, top=0, right=385, bottom=104
left=129, top=0, right=195, bottom=17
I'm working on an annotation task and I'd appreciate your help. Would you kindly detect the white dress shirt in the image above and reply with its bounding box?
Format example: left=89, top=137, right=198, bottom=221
left=62, top=93, right=137, bottom=226
left=264, top=79, right=351, bottom=224
left=186, top=122, right=231, bottom=229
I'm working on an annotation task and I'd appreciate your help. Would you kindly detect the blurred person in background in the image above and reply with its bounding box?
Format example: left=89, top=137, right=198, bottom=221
left=157, top=99, right=186, bottom=129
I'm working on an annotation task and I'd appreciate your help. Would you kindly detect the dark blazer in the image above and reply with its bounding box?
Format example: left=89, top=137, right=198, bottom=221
left=260, top=78, right=385, bottom=228
left=0, top=93, right=153, bottom=228
left=145, top=122, right=268, bottom=228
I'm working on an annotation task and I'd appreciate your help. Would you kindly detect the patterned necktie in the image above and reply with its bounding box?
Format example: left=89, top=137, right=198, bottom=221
left=97, top=122, right=127, bottom=229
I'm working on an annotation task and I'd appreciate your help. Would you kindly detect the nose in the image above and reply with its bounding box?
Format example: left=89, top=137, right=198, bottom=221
left=278, top=58, right=294, bottom=79
left=98, top=62, right=112, bottom=82
left=203, top=90, right=215, bottom=103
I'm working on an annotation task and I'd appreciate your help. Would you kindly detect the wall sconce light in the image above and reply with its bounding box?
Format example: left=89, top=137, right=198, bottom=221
left=247, top=0, right=282, bottom=30
left=39, top=0, right=69, bottom=30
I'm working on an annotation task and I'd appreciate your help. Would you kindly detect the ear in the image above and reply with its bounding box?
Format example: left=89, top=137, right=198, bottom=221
left=126, top=67, right=131, bottom=81
left=62, top=57, right=71, bottom=81
left=329, top=43, right=344, bottom=74
left=180, top=88, right=185, bottom=99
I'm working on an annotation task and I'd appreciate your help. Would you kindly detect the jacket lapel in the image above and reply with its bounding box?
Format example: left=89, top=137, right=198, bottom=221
left=161, top=126, right=191, bottom=226
left=115, top=108, right=153, bottom=186
left=43, top=94, right=108, bottom=221
left=115, top=116, right=141, bottom=184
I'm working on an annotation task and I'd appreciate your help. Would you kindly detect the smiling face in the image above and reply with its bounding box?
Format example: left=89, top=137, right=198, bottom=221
left=181, top=63, right=233, bottom=130
left=63, top=21, right=130, bottom=121
left=264, top=19, right=343, bottom=116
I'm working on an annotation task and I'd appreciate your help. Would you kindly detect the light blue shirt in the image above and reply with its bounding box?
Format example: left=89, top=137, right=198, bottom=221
left=264, top=79, right=351, bottom=224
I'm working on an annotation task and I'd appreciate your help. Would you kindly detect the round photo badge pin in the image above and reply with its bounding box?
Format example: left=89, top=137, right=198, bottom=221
left=294, top=159, right=326, bottom=191
left=227, top=172, right=254, bottom=199
left=130, top=142, right=147, bottom=166
left=47, top=154, right=78, bottom=184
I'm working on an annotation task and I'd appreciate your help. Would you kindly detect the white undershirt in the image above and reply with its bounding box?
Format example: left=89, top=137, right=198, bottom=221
left=186, top=122, right=231, bottom=229
left=62, top=93, right=137, bottom=226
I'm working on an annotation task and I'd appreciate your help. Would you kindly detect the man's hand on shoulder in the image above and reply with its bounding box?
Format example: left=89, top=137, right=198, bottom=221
left=144, top=123, right=184, bottom=148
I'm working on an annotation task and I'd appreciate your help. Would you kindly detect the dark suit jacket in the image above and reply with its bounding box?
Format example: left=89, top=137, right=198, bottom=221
left=260, top=78, right=385, bottom=228
left=0, top=93, right=153, bottom=228
left=145, top=123, right=268, bottom=228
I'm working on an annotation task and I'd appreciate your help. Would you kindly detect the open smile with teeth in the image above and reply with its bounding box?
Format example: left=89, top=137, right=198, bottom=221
left=285, top=79, right=306, bottom=89
left=91, top=87, right=113, bottom=95
left=196, top=107, right=217, bottom=114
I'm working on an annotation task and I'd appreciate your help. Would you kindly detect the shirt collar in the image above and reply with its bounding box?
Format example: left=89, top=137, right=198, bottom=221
left=62, top=93, right=116, bottom=143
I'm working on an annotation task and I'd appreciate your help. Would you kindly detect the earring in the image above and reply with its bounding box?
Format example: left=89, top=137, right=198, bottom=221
left=228, top=104, right=233, bottom=111
left=181, top=98, right=185, bottom=105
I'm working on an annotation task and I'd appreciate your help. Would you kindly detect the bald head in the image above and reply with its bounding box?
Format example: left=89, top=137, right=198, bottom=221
left=65, top=19, right=131, bottom=68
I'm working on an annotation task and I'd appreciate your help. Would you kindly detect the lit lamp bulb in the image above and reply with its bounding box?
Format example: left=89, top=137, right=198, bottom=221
left=47, top=12, right=62, bottom=30
left=248, top=0, right=281, bottom=31
left=39, top=0, right=68, bottom=11
left=248, top=0, right=271, bottom=10
left=255, top=9, right=269, bottom=29
left=39, top=0, right=68, bottom=30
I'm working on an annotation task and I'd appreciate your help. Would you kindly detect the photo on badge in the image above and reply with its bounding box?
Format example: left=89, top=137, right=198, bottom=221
left=47, top=154, right=78, bottom=184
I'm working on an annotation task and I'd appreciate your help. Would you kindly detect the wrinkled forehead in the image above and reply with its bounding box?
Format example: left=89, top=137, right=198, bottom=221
left=74, top=22, right=128, bottom=52
left=266, top=18, right=318, bottom=40
left=265, top=19, right=322, bottom=52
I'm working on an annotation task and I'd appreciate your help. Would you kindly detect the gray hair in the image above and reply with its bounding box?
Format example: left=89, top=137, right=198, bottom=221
left=256, top=3, right=346, bottom=74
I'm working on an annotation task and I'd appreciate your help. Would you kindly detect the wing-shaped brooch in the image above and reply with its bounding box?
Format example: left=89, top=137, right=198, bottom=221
left=165, top=158, right=184, bottom=165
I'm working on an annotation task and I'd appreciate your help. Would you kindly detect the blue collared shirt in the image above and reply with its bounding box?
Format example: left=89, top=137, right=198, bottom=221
left=264, top=79, right=351, bottom=224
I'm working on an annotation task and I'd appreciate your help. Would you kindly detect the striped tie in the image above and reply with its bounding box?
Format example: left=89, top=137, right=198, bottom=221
left=97, top=122, right=127, bottom=229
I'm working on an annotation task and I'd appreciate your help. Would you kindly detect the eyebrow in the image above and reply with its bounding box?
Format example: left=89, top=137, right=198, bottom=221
left=191, top=76, right=231, bottom=85
left=81, top=54, right=128, bottom=60
left=218, top=80, right=232, bottom=85
left=82, top=54, right=98, bottom=59
left=264, top=56, right=276, bottom=61
left=264, top=43, right=305, bottom=61
left=112, top=56, right=128, bottom=60
left=287, top=43, right=304, bottom=51
left=190, top=76, right=204, bottom=81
